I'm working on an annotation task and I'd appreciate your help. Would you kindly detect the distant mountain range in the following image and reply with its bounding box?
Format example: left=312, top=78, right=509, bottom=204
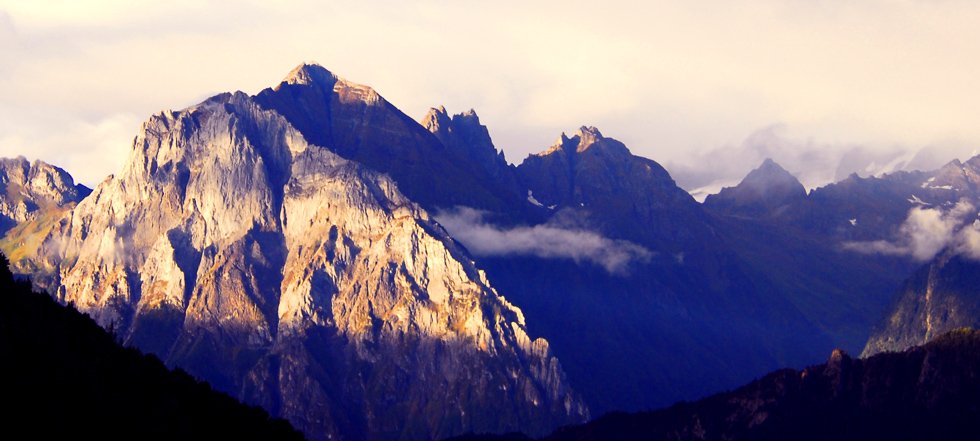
left=3, top=62, right=980, bottom=440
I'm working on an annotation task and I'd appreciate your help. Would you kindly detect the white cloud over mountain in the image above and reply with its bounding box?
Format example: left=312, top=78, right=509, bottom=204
left=845, top=200, right=980, bottom=261
left=435, top=207, right=651, bottom=275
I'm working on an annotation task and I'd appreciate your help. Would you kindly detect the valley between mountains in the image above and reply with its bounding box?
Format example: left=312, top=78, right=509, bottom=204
left=3, top=62, right=980, bottom=440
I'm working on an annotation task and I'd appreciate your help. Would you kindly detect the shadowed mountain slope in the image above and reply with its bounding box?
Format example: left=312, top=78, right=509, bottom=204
left=253, top=64, right=536, bottom=223
left=864, top=252, right=980, bottom=357
left=448, top=328, right=980, bottom=441
left=442, top=143, right=912, bottom=415
left=703, top=158, right=806, bottom=220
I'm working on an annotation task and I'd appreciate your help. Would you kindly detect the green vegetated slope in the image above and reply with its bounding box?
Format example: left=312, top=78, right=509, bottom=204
left=0, top=253, right=305, bottom=440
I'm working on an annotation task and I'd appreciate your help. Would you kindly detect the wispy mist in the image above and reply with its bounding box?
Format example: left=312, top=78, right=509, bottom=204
left=435, top=207, right=652, bottom=275
left=844, top=201, right=980, bottom=261
left=669, top=126, right=978, bottom=201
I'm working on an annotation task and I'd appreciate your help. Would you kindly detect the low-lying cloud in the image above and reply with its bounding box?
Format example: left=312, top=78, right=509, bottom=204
left=844, top=200, right=980, bottom=261
left=435, top=207, right=652, bottom=275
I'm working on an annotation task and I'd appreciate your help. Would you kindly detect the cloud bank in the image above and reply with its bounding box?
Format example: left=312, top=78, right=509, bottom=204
left=435, top=207, right=652, bottom=275
left=2, top=1, right=980, bottom=188
left=844, top=201, right=980, bottom=261
left=669, top=125, right=978, bottom=201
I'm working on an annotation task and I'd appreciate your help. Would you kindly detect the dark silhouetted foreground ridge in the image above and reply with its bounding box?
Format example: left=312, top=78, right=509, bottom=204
left=0, top=253, right=305, bottom=440
left=448, top=328, right=980, bottom=441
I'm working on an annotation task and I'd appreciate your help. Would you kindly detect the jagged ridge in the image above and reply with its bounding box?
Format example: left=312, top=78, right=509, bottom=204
left=11, top=65, right=586, bottom=441
left=450, top=328, right=980, bottom=441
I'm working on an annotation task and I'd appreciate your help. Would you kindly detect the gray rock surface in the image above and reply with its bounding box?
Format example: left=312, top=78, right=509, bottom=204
left=0, top=156, right=88, bottom=232
left=12, top=66, right=587, bottom=441
left=862, top=253, right=980, bottom=357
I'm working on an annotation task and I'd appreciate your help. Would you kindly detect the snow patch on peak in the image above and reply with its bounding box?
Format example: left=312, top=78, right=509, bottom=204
left=526, top=190, right=556, bottom=210
left=527, top=190, right=544, bottom=208
left=909, top=195, right=931, bottom=206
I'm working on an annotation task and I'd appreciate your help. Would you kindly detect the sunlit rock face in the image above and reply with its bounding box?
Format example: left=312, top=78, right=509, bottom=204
left=0, top=157, right=90, bottom=281
left=14, top=65, right=587, bottom=441
left=0, top=156, right=89, bottom=232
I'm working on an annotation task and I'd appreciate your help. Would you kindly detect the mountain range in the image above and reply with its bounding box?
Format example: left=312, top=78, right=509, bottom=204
left=3, top=62, right=980, bottom=440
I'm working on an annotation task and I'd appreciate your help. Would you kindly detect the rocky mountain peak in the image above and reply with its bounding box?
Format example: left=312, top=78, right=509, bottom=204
left=333, top=77, right=382, bottom=106
left=12, top=68, right=586, bottom=440
left=0, top=156, right=89, bottom=234
left=703, top=158, right=805, bottom=219
left=572, top=126, right=602, bottom=151
left=421, top=106, right=453, bottom=134
left=0, top=156, right=30, bottom=184
left=449, top=109, right=485, bottom=134
left=929, top=156, right=980, bottom=192
left=937, top=157, right=965, bottom=177
left=540, top=133, right=569, bottom=154
left=419, top=106, right=525, bottom=214
left=739, top=158, right=805, bottom=196
left=538, top=126, right=618, bottom=158
left=280, top=62, right=338, bottom=88
left=421, top=106, right=485, bottom=138
left=456, top=108, right=479, bottom=120
left=516, top=127, right=705, bottom=250
left=257, top=69, right=526, bottom=215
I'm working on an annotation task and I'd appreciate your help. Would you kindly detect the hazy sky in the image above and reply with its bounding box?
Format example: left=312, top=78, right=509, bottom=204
left=2, top=0, right=978, bottom=193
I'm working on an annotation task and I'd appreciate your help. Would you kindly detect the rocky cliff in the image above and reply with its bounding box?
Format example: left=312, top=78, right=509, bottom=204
left=863, top=253, right=980, bottom=357
left=0, top=156, right=89, bottom=232
left=11, top=65, right=586, bottom=441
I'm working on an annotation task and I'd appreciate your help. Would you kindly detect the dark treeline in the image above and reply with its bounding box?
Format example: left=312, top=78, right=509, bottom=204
left=447, top=328, right=980, bottom=441
left=0, top=253, right=305, bottom=440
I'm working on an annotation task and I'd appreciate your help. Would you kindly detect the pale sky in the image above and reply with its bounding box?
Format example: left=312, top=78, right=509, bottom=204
left=2, top=0, right=978, bottom=194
